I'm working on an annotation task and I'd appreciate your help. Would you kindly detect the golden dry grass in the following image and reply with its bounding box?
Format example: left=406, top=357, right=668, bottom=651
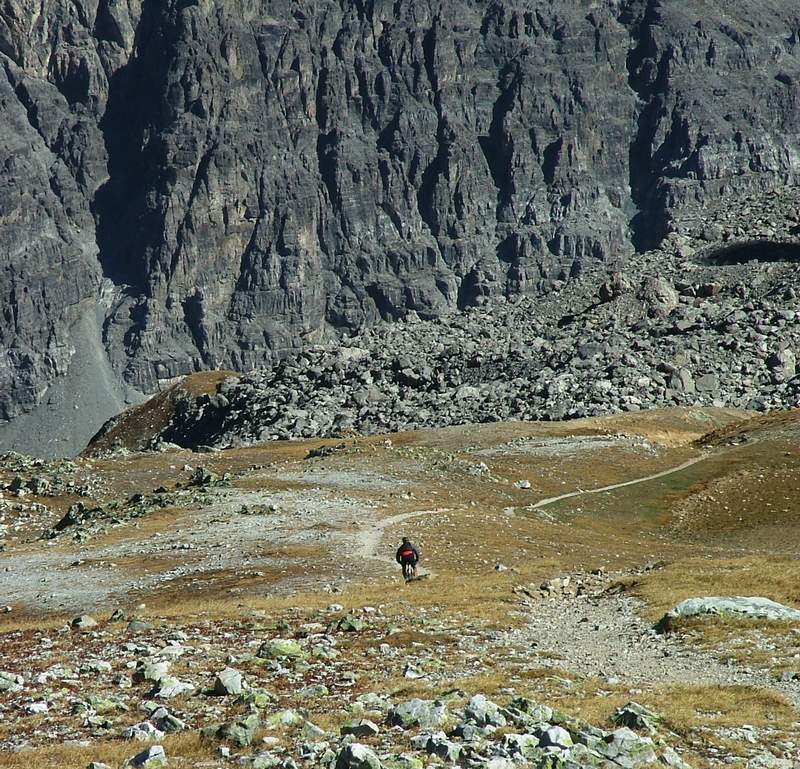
left=629, top=556, right=800, bottom=621
left=645, top=683, right=795, bottom=731
left=0, top=731, right=216, bottom=769
left=5, top=405, right=800, bottom=765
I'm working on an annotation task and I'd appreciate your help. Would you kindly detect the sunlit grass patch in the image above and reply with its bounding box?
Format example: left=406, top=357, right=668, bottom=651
left=0, top=731, right=217, bottom=769
left=627, top=556, right=800, bottom=621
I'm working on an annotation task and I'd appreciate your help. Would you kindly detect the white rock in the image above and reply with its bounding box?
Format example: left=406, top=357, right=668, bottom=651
left=539, top=725, right=573, bottom=749
left=122, top=722, right=166, bottom=742
left=123, top=745, right=167, bottom=768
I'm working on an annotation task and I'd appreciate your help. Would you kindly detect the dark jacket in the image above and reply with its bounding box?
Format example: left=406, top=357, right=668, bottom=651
left=396, top=541, right=420, bottom=564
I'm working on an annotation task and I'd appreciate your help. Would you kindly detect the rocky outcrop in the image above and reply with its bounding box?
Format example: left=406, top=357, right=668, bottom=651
left=90, top=209, right=800, bottom=451
left=2, top=1, right=800, bottom=454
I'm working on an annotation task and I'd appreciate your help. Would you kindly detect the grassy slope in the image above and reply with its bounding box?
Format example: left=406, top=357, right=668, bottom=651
left=6, top=405, right=800, bottom=767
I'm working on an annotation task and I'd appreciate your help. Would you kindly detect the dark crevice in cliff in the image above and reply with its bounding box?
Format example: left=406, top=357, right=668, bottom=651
left=541, top=137, right=562, bottom=185
left=182, top=292, right=210, bottom=363
left=93, top=1, right=128, bottom=47
left=416, top=137, right=447, bottom=235
left=5, top=65, right=45, bottom=143
left=624, top=0, right=670, bottom=251
left=377, top=112, right=401, bottom=153
left=365, top=284, right=399, bottom=321
left=317, top=131, right=338, bottom=206
left=349, top=0, right=375, bottom=23
left=422, top=21, right=439, bottom=93
left=91, top=0, right=164, bottom=290
left=478, top=63, right=518, bottom=219
left=456, top=268, right=483, bottom=309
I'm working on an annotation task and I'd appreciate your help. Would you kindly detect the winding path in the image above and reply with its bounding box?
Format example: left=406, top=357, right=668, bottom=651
left=354, top=453, right=713, bottom=568
left=354, top=449, right=722, bottom=573
left=529, top=453, right=710, bottom=509
left=354, top=508, right=451, bottom=576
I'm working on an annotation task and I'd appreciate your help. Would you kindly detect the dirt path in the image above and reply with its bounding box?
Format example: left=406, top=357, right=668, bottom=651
left=354, top=508, right=451, bottom=576
left=529, top=453, right=710, bottom=509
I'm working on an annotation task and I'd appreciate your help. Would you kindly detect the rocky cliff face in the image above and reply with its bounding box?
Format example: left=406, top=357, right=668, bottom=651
left=2, top=0, right=800, bottom=454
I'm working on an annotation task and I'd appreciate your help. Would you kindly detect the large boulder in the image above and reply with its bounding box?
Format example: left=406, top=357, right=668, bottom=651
left=212, top=667, right=244, bottom=696
left=122, top=746, right=167, bottom=769
left=464, top=694, right=506, bottom=727
left=335, top=743, right=382, bottom=769
left=387, top=699, right=449, bottom=729
left=258, top=638, right=304, bottom=659
left=0, top=671, right=23, bottom=693
left=639, top=277, right=679, bottom=317
left=597, top=727, right=658, bottom=766
left=612, top=702, right=661, bottom=733
left=121, top=722, right=165, bottom=742
left=767, top=348, right=796, bottom=384
left=658, top=596, right=800, bottom=631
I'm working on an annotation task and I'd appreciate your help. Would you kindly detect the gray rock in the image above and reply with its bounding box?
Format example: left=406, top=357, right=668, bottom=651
left=122, top=745, right=167, bottom=769
left=747, top=753, right=795, bottom=769
left=497, top=733, right=543, bottom=762
left=423, top=731, right=462, bottom=762
left=299, top=720, right=326, bottom=740
left=335, top=743, right=382, bottom=769
left=250, top=752, right=283, bottom=769
left=612, top=702, right=661, bottom=734
left=150, top=707, right=186, bottom=733
left=599, top=272, right=633, bottom=303
left=660, top=746, right=692, bottom=769
left=121, top=722, right=166, bottom=742
left=127, top=619, right=153, bottom=634
left=71, top=615, right=98, bottom=630
left=258, top=638, right=304, bottom=659
left=216, top=712, right=261, bottom=747
left=538, top=725, right=573, bottom=749
left=387, top=699, right=449, bottom=729
left=152, top=676, right=195, bottom=699
left=659, top=596, right=800, bottom=630
left=598, top=727, right=658, bottom=766
left=695, top=373, right=719, bottom=393
left=640, top=277, right=679, bottom=317
left=133, top=661, right=170, bottom=685
left=212, top=667, right=245, bottom=696
left=668, top=368, right=695, bottom=394
left=464, top=694, right=507, bottom=727
left=341, top=719, right=380, bottom=738
left=0, top=671, right=24, bottom=693
left=767, top=349, right=796, bottom=383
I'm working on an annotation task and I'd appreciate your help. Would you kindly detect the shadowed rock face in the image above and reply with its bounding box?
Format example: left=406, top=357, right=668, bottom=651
left=705, top=240, right=800, bottom=265
left=1, top=1, right=800, bottom=450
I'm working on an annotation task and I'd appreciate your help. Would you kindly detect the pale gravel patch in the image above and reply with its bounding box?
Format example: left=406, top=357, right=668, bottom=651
left=501, top=587, right=800, bottom=709
left=0, top=486, right=379, bottom=613
left=470, top=435, right=649, bottom=458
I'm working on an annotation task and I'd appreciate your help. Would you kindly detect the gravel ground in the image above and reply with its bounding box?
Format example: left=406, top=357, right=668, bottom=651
left=506, top=586, right=800, bottom=709
left=0, top=486, right=377, bottom=613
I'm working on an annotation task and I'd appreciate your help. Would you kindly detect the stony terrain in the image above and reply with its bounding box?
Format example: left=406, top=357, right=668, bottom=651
left=3, top=1, right=800, bottom=454
left=4, top=407, right=800, bottom=767
left=86, top=189, right=800, bottom=451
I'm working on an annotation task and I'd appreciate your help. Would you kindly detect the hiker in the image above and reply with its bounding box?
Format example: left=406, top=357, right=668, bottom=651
left=395, top=536, right=420, bottom=581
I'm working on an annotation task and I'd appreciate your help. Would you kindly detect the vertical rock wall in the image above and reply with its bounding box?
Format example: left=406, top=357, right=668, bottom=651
left=1, top=0, right=799, bottom=451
